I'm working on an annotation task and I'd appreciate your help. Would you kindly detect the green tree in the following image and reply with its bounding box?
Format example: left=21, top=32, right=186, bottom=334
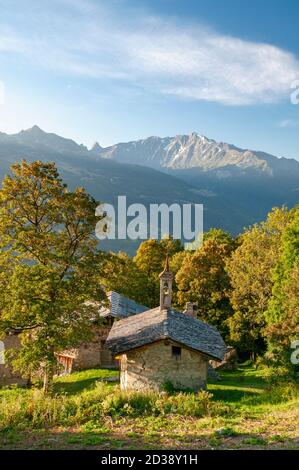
left=0, top=160, right=105, bottom=393
left=176, top=229, right=235, bottom=340
left=169, top=250, right=190, bottom=307
left=266, top=205, right=299, bottom=362
left=134, top=237, right=183, bottom=307
left=160, top=237, right=183, bottom=257
left=266, top=261, right=299, bottom=352
left=226, top=207, right=290, bottom=359
left=99, top=251, right=150, bottom=306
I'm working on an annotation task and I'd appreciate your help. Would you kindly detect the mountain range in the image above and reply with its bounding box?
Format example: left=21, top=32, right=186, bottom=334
left=0, top=126, right=298, bottom=253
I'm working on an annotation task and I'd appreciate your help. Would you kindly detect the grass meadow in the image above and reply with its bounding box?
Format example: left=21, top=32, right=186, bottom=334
left=0, top=364, right=298, bottom=450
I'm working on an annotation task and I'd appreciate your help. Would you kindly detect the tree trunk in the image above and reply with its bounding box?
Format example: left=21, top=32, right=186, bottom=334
left=43, top=363, right=54, bottom=394
left=26, top=373, right=32, bottom=388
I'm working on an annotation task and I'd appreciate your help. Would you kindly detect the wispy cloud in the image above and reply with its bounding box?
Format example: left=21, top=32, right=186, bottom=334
left=0, top=80, right=4, bottom=105
left=278, top=118, right=299, bottom=128
left=1, top=0, right=299, bottom=105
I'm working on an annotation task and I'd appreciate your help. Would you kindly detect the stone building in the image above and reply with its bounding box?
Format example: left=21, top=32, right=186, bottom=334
left=56, top=291, right=148, bottom=374
left=106, top=257, right=226, bottom=391
left=0, top=291, right=148, bottom=384
left=0, top=334, right=26, bottom=386
left=210, top=345, right=239, bottom=371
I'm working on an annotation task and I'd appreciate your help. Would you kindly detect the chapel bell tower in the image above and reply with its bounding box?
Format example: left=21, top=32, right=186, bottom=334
left=159, top=254, right=174, bottom=310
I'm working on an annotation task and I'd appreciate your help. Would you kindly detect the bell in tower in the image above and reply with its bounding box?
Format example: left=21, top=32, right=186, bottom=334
left=159, top=254, right=174, bottom=310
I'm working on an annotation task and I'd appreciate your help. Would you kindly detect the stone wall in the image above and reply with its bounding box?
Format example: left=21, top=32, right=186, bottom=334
left=120, top=340, right=208, bottom=391
left=210, top=346, right=238, bottom=370
left=0, top=334, right=26, bottom=386
left=1, top=326, right=117, bottom=385
left=72, top=342, right=101, bottom=370
left=61, top=326, right=117, bottom=371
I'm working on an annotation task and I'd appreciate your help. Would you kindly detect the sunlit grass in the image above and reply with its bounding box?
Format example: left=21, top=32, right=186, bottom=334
left=53, top=368, right=118, bottom=395
left=0, top=364, right=298, bottom=449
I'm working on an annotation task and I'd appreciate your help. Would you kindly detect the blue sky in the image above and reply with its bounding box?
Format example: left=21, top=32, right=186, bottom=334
left=0, top=0, right=299, bottom=159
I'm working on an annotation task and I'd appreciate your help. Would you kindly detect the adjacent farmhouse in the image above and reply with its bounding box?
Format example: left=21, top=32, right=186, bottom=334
left=106, top=257, right=226, bottom=391
left=0, top=291, right=148, bottom=384
left=56, top=291, right=148, bottom=373
left=0, top=334, right=26, bottom=386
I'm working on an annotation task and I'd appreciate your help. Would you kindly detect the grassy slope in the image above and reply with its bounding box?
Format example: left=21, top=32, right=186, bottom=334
left=0, top=365, right=298, bottom=450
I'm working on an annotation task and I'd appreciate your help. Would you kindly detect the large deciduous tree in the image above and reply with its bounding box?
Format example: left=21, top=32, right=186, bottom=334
left=176, top=229, right=236, bottom=340
left=98, top=251, right=150, bottom=306
left=0, top=160, right=105, bottom=393
left=226, top=207, right=290, bottom=360
left=266, top=205, right=299, bottom=364
left=134, top=237, right=183, bottom=307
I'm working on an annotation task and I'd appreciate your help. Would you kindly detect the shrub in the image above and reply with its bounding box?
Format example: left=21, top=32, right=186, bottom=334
left=265, top=382, right=299, bottom=403
left=215, top=426, right=239, bottom=437
left=242, top=436, right=267, bottom=446
left=156, top=390, right=213, bottom=417
left=101, top=390, right=158, bottom=417
left=0, top=389, right=69, bottom=429
left=261, top=365, right=296, bottom=385
left=161, top=381, right=176, bottom=393
left=100, top=388, right=229, bottom=418
left=0, top=382, right=112, bottom=430
left=239, top=380, right=299, bottom=408
left=0, top=384, right=233, bottom=430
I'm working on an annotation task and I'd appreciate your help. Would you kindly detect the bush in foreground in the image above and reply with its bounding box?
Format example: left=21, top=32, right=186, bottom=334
left=0, top=366, right=298, bottom=431
left=0, top=384, right=230, bottom=430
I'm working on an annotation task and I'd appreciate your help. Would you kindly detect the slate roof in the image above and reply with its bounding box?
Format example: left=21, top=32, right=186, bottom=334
left=106, top=307, right=226, bottom=362
left=99, top=291, right=149, bottom=319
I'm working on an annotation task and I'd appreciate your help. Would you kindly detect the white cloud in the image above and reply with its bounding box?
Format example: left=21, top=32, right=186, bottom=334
left=0, top=1, right=299, bottom=105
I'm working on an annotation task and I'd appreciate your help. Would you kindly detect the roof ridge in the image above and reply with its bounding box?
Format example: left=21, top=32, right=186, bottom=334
left=106, top=305, right=226, bottom=361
